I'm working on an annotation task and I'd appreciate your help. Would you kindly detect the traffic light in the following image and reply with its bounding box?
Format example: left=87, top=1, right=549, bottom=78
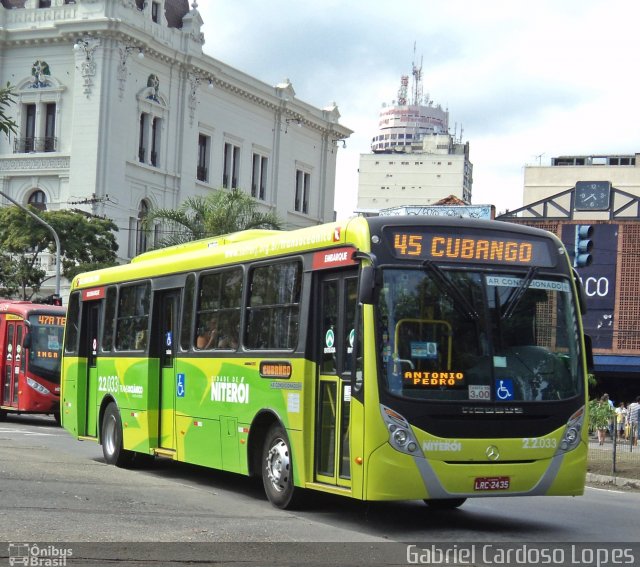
left=574, top=225, right=593, bottom=267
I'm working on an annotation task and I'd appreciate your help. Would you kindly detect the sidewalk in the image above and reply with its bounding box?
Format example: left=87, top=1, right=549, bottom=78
left=586, top=472, right=640, bottom=491
left=587, top=434, right=640, bottom=491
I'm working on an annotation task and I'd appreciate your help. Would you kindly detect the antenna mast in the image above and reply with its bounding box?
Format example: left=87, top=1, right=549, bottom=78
left=411, top=42, right=423, bottom=105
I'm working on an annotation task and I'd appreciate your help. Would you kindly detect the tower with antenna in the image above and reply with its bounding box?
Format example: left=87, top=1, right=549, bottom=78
left=371, top=46, right=451, bottom=153
left=358, top=45, right=473, bottom=212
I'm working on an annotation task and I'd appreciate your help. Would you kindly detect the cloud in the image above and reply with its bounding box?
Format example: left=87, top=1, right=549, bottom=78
left=200, top=1, right=640, bottom=218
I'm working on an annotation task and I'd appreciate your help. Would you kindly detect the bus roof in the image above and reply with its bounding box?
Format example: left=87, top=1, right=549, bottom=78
left=70, top=216, right=563, bottom=292
left=0, top=301, right=66, bottom=318
left=72, top=217, right=370, bottom=290
left=130, top=229, right=284, bottom=264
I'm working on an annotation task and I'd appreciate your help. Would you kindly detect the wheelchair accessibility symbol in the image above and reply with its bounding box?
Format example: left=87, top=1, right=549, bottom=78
left=177, top=373, right=185, bottom=397
left=495, top=379, right=514, bottom=401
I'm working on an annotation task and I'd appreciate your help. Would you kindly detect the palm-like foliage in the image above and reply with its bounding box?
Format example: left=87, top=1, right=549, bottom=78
left=146, top=189, right=283, bottom=248
left=0, top=82, right=18, bottom=138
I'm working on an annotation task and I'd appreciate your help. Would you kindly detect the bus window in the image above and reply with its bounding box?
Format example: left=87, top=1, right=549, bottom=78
left=321, top=279, right=338, bottom=374
left=101, top=286, right=116, bottom=352
left=27, top=316, right=64, bottom=384
left=195, top=268, right=242, bottom=350
left=377, top=268, right=582, bottom=402
left=246, top=261, right=302, bottom=350
left=180, top=274, right=195, bottom=351
left=64, top=292, right=81, bottom=354
left=115, top=283, right=150, bottom=351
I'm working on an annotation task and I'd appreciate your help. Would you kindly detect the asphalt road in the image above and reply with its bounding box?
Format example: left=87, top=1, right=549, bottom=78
left=1, top=415, right=639, bottom=566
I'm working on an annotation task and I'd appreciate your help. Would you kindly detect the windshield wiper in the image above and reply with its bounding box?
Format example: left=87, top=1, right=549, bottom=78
left=422, top=260, right=479, bottom=320
left=501, top=267, right=538, bottom=319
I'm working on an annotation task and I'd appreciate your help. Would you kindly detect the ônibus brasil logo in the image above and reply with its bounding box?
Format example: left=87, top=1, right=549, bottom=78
left=8, top=543, right=72, bottom=566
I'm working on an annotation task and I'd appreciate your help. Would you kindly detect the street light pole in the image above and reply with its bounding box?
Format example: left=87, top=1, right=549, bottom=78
left=0, top=190, right=61, bottom=295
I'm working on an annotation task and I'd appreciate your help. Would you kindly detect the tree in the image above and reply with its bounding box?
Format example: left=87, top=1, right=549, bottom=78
left=0, top=206, right=119, bottom=299
left=0, top=82, right=18, bottom=139
left=0, top=253, right=44, bottom=299
left=588, top=397, right=615, bottom=434
left=48, top=209, right=119, bottom=279
left=147, top=188, right=283, bottom=248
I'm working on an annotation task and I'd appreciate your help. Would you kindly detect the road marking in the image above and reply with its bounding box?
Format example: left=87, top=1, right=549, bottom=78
left=586, top=486, right=626, bottom=495
left=0, top=427, right=63, bottom=437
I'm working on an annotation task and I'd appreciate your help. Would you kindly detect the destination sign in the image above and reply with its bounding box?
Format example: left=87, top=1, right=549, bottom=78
left=387, top=229, right=555, bottom=267
left=260, top=361, right=293, bottom=379
left=36, top=315, right=66, bottom=326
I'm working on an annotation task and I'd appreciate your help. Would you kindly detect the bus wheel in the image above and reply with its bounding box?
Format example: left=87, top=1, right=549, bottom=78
left=102, top=402, right=134, bottom=467
left=262, top=424, right=299, bottom=509
left=424, top=498, right=467, bottom=509
left=53, top=413, right=61, bottom=427
left=0, top=409, right=6, bottom=422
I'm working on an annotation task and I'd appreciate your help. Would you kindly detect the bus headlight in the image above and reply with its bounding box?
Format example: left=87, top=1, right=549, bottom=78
left=27, top=377, right=51, bottom=396
left=393, top=428, right=408, bottom=445
left=381, top=405, right=423, bottom=456
left=558, top=407, right=584, bottom=453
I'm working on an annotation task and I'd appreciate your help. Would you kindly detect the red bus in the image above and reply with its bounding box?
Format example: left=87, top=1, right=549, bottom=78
left=0, top=301, right=66, bottom=424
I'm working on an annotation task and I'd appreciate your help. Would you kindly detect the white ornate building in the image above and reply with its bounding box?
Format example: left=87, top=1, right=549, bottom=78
left=0, top=0, right=352, bottom=279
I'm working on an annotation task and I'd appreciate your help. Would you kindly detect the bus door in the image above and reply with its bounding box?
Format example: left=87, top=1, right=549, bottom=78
left=84, top=302, right=101, bottom=437
left=315, top=270, right=358, bottom=487
left=157, top=290, right=180, bottom=450
left=2, top=317, right=23, bottom=409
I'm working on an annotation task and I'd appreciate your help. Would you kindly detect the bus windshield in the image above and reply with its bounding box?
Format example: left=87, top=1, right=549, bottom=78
left=28, top=315, right=65, bottom=384
left=377, top=267, right=583, bottom=402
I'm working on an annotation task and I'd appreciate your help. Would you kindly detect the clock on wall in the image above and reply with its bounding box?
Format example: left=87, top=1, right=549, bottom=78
left=574, top=181, right=611, bottom=211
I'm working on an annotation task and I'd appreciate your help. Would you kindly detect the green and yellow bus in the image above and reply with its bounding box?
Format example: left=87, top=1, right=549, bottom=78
left=61, top=216, right=590, bottom=509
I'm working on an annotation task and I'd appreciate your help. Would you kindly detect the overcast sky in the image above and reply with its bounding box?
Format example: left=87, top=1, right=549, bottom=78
left=199, top=0, right=639, bottom=218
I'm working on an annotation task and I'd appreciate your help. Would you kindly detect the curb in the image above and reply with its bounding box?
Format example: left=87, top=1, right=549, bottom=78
left=586, top=472, right=640, bottom=490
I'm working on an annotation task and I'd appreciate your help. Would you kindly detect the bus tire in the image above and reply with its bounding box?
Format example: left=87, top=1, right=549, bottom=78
left=262, top=424, right=300, bottom=509
left=424, top=498, right=467, bottom=509
left=101, top=402, right=134, bottom=467
left=0, top=409, right=6, bottom=422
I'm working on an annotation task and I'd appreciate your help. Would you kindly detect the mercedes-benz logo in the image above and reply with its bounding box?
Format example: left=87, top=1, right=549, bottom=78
left=486, top=445, right=500, bottom=461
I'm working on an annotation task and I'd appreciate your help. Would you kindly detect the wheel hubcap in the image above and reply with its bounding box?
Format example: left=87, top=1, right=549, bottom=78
left=104, top=414, right=116, bottom=456
left=265, top=438, right=290, bottom=493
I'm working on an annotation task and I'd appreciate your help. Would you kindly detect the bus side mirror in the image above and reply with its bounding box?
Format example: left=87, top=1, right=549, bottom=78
left=23, top=333, right=32, bottom=349
left=358, top=266, right=377, bottom=304
left=584, top=334, right=594, bottom=371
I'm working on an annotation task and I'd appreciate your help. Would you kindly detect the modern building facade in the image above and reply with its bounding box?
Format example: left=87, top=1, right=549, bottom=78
left=357, top=63, right=472, bottom=214
left=500, top=153, right=640, bottom=400
left=0, top=0, right=352, bottom=276
left=523, top=153, right=640, bottom=222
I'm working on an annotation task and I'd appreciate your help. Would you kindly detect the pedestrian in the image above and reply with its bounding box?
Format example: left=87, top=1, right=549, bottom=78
left=627, top=396, right=640, bottom=447
left=615, top=402, right=627, bottom=439
left=596, top=396, right=610, bottom=446
left=602, top=394, right=615, bottom=438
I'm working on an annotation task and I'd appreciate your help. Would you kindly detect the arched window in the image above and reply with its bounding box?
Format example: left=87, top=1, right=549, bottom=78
left=27, top=190, right=47, bottom=211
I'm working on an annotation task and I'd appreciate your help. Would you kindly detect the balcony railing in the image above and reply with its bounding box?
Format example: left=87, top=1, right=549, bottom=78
left=14, top=137, right=57, bottom=153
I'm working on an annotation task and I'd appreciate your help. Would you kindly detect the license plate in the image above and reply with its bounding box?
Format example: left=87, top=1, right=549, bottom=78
left=474, top=476, right=510, bottom=491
